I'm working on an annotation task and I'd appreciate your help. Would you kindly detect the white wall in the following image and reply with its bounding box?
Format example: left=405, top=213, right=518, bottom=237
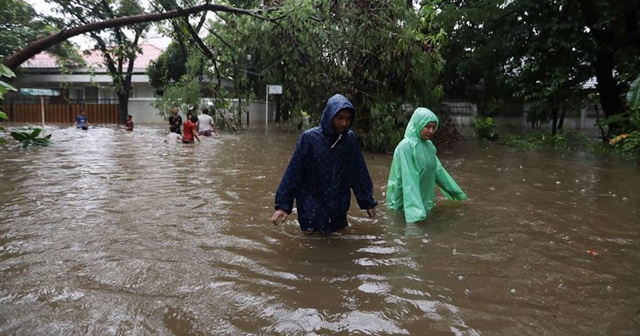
left=133, top=84, right=156, bottom=99
left=128, top=98, right=164, bottom=124
left=245, top=100, right=276, bottom=124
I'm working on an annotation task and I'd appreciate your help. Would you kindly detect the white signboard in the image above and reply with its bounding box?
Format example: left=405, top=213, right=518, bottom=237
left=267, top=85, right=283, bottom=94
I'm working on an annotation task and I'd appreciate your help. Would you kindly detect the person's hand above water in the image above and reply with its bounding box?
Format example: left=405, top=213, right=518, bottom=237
left=366, top=207, right=376, bottom=218
left=271, top=209, right=288, bottom=225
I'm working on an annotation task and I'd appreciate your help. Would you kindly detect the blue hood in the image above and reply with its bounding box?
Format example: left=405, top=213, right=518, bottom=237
left=320, top=94, right=355, bottom=137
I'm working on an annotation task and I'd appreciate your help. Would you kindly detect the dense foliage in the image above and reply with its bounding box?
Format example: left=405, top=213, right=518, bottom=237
left=607, top=74, right=640, bottom=154
left=44, top=0, right=151, bottom=123
left=148, top=0, right=450, bottom=151
left=435, top=0, right=640, bottom=141
left=0, top=0, right=82, bottom=65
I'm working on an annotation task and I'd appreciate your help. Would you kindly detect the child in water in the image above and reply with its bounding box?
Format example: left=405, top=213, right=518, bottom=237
left=75, top=110, right=91, bottom=130
left=125, top=115, right=134, bottom=131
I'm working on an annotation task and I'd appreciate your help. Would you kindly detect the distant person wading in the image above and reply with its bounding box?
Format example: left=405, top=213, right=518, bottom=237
left=197, top=108, right=218, bottom=136
left=75, top=110, right=91, bottom=130
left=169, top=107, right=182, bottom=134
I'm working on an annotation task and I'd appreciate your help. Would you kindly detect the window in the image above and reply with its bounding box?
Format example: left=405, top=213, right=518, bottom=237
left=101, top=89, right=116, bottom=101
left=85, top=87, right=99, bottom=103
left=75, top=89, right=84, bottom=100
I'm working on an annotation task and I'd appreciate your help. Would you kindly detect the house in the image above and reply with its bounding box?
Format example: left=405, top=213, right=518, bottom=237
left=3, top=44, right=166, bottom=124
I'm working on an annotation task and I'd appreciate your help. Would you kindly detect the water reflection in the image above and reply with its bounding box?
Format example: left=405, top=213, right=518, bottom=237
left=0, top=124, right=639, bottom=335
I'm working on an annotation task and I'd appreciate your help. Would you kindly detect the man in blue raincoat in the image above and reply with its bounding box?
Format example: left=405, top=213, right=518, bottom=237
left=270, top=94, right=378, bottom=234
left=386, top=107, right=467, bottom=223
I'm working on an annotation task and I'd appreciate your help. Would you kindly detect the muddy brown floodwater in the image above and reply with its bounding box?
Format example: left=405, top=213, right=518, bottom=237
left=0, top=123, right=639, bottom=335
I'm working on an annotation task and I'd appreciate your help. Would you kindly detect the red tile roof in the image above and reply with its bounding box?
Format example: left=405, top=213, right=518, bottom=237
left=23, top=52, right=60, bottom=68
left=22, top=43, right=164, bottom=69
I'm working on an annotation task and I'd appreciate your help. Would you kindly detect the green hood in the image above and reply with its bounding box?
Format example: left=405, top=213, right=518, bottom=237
left=404, top=107, right=439, bottom=142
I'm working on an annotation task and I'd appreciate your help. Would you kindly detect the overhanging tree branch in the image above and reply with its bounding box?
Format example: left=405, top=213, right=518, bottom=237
left=2, top=3, right=266, bottom=70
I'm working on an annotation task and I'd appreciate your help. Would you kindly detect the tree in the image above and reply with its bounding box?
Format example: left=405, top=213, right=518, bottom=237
left=1, top=0, right=82, bottom=67
left=202, top=0, right=447, bottom=151
left=500, top=1, right=592, bottom=135
left=226, top=0, right=262, bottom=9
left=147, top=0, right=245, bottom=123
left=147, top=42, right=188, bottom=89
left=436, top=0, right=640, bottom=137
left=1, top=3, right=264, bottom=70
left=47, top=0, right=151, bottom=124
left=146, top=0, right=215, bottom=91
left=1, top=0, right=43, bottom=60
left=147, top=0, right=450, bottom=149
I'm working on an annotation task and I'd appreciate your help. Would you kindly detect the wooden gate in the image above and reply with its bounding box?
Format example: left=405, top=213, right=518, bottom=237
left=2, top=101, right=120, bottom=124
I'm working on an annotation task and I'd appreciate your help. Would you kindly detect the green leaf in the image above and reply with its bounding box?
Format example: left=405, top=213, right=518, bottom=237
left=626, top=74, right=640, bottom=111
left=0, top=64, right=16, bottom=78
left=0, top=80, right=16, bottom=92
left=30, top=128, right=42, bottom=138
left=10, top=132, right=28, bottom=141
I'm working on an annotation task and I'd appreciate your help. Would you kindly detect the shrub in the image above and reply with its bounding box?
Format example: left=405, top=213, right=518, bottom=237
left=471, top=116, right=499, bottom=141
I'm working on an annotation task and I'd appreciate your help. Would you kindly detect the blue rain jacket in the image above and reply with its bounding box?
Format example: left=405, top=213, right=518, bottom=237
left=386, top=107, right=467, bottom=223
left=274, top=94, right=378, bottom=233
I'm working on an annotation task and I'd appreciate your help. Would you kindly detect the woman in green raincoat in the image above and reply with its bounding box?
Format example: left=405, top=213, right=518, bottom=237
left=386, top=107, right=467, bottom=223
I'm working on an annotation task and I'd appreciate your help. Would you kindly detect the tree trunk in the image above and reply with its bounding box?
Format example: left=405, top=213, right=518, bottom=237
left=558, top=106, right=566, bottom=131
left=594, top=103, right=607, bottom=141
left=276, top=94, right=285, bottom=121
left=576, top=0, right=626, bottom=130
left=551, top=107, right=558, bottom=136
left=118, top=93, right=129, bottom=124
left=551, top=96, right=559, bottom=135
left=274, top=99, right=281, bottom=122
left=593, top=50, right=625, bottom=134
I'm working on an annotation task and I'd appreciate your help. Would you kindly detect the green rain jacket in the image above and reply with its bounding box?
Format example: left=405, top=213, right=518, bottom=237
left=386, top=107, right=467, bottom=223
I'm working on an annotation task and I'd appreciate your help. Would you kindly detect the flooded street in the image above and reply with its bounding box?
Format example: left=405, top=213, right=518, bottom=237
left=1, top=124, right=639, bottom=335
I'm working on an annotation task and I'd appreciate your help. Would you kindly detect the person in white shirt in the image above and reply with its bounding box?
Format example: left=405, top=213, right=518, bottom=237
left=164, top=132, right=182, bottom=144
left=197, top=108, right=218, bottom=136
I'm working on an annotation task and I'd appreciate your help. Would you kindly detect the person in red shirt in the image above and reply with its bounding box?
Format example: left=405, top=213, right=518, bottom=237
left=125, top=114, right=134, bottom=131
left=182, top=115, right=200, bottom=144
